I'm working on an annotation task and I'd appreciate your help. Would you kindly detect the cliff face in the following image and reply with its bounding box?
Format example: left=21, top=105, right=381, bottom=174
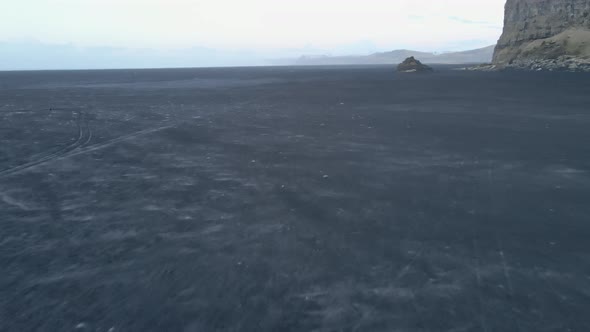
left=493, top=0, right=590, bottom=64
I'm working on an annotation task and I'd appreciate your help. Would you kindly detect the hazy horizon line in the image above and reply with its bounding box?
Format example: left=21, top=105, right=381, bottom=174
left=0, top=39, right=498, bottom=71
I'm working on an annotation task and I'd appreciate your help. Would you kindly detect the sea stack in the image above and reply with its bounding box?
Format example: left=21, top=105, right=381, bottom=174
left=492, top=0, right=590, bottom=71
left=396, top=57, right=433, bottom=73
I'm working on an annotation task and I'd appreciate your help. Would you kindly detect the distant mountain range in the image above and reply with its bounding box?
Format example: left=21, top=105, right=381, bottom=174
left=275, top=45, right=495, bottom=66
left=0, top=41, right=495, bottom=71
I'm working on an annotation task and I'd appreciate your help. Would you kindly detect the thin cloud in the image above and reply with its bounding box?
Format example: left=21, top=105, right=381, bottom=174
left=448, top=16, right=495, bottom=25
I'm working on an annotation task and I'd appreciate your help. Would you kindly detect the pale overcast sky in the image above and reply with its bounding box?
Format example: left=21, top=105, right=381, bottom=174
left=1, top=0, right=506, bottom=51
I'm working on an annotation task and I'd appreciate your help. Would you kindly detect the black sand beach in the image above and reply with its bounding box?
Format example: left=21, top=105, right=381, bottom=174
left=1, top=66, right=590, bottom=331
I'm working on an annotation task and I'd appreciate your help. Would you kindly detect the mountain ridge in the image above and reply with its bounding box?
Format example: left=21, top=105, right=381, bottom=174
left=274, top=45, right=495, bottom=66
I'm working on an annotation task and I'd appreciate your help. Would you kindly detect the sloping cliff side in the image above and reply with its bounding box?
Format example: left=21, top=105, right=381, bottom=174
left=493, top=0, right=590, bottom=65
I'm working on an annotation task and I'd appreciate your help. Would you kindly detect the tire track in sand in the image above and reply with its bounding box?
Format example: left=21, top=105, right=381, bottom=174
left=62, top=125, right=172, bottom=159
left=0, top=110, right=89, bottom=178
left=0, top=109, right=172, bottom=178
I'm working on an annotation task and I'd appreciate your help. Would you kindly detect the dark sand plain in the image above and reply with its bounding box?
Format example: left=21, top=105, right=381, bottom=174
left=1, top=66, right=590, bottom=331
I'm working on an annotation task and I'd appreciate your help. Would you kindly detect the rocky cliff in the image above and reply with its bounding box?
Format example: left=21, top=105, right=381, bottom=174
left=493, top=0, right=590, bottom=65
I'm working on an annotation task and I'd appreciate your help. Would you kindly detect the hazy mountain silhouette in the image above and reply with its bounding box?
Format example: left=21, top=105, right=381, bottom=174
left=1, top=41, right=494, bottom=70
left=276, top=45, right=495, bottom=66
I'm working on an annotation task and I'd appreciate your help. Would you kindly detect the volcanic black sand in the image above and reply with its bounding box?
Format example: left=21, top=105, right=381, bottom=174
left=1, top=66, right=589, bottom=331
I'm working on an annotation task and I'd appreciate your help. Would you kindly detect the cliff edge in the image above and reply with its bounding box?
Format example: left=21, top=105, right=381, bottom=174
left=493, top=0, right=590, bottom=68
